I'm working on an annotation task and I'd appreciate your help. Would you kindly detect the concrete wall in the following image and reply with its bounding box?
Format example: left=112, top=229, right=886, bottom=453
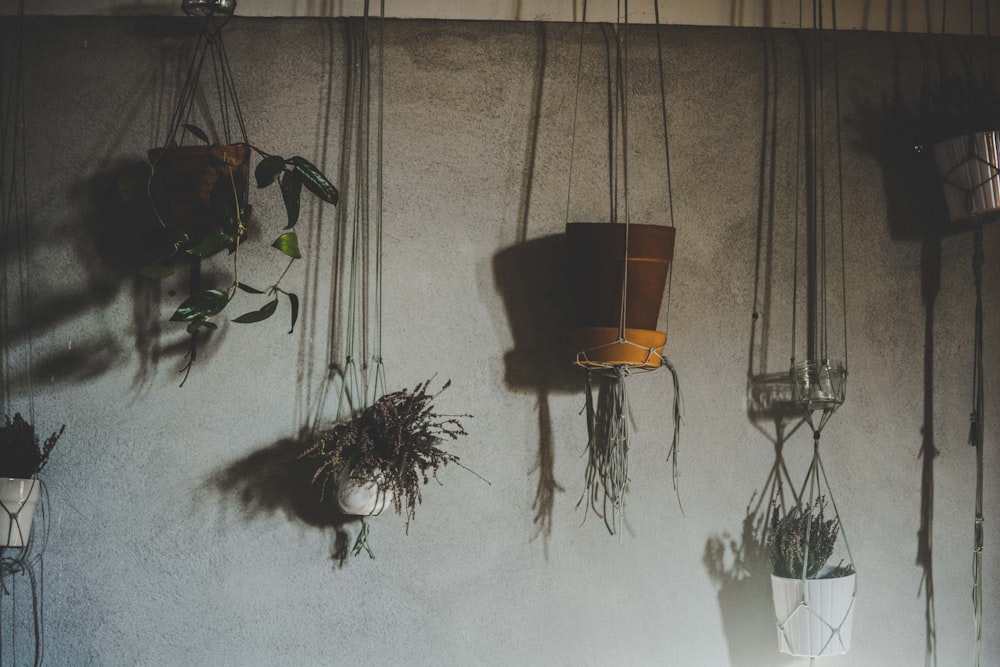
left=1, top=14, right=998, bottom=667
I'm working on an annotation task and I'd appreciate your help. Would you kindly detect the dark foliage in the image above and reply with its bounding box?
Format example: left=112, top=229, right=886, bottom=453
left=0, top=414, right=63, bottom=478
left=302, top=380, right=469, bottom=527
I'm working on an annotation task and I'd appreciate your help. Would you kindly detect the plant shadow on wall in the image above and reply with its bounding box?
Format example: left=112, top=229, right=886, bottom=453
left=493, top=235, right=580, bottom=551
left=848, top=33, right=1000, bottom=666
left=703, top=29, right=803, bottom=667
left=204, top=432, right=359, bottom=567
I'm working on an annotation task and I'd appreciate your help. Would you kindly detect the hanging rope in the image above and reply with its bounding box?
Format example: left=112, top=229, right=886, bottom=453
left=969, top=226, right=984, bottom=667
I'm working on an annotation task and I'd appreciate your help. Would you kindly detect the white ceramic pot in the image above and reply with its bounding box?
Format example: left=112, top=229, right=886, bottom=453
left=336, top=469, right=393, bottom=516
left=0, top=477, right=41, bottom=548
left=933, top=130, right=1000, bottom=224
left=771, top=571, right=856, bottom=657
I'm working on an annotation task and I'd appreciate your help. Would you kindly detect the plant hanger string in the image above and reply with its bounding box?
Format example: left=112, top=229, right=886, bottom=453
left=566, top=1, right=683, bottom=533
left=336, top=0, right=386, bottom=420
left=0, top=0, right=34, bottom=426
left=1, top=4, right=51, bottom=664
left=790, top=0, right=848, bottom=440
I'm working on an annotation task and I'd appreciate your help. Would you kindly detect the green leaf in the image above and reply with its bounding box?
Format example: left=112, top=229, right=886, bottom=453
left=186, top=227, right=239, bottom=258
left=140, top=263, right=175, bottom=280
left=272, top=231, right=302, bottom=259
left=288, top=156, right=339, bottom=205
left=255, top=155, right=287, bottom=188
left=170, top=289, right=230, bottom=322
left=236, top=282, right=265, bottom=294
left=232, top=298, right=279, bottom=324
left=279, top=171, right=302, bottom=228
left=182, top=124, right=210, bottom=144
left=287, top=292, right=299, bottom=334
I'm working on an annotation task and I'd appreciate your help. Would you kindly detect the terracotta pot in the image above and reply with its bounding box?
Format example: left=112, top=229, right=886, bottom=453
left=0, top=477, right=41, bottom=548
left=566, top=222, right=676, bottom=368
left=147, top=143, right=250, bottom=247
left=932, top=130, right=1000, bottom=225
left=771, top=571, right=856, bottom=657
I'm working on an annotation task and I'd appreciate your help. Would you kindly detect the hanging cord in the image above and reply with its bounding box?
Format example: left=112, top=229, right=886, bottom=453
left=616, top=2, right=632, bottom=343
left=338, top=11, right=370, bottom=419
left=370, top=0, right=387, bottom=405
left=563, top=0, right=588, bottom=225
left=830, top=0, right=848, bottom=371
left=1, top=0, right=35, bottom=424
left=969, top=227, right=984, bottom=667
left=652, top=0, right=678, bottom=334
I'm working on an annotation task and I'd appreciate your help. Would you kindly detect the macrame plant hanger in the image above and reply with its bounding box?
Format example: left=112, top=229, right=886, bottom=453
left=322, top=0, right=388, bottom=556
left=565, top=0, right=681, bottom=536
left=0, top=2, right=53, bottom=664
left=775, top=0, right=857, bottom=660
left=152, top=0, right=249, bottom=384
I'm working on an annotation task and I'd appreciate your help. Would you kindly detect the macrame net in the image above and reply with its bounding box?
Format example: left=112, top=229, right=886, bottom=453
left=934, top=131, right=1000, bottom=224
left=0, top=480, right=48, bottom=667
left=773, top=437, right=857, bottom=659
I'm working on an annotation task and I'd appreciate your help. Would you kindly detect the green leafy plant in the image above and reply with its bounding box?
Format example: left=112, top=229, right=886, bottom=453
left=301, top=379, right=472, bottom=556
left=139, top=123, right=338, bottom=336
left=0, top=414, right=64, bottom=479
left=767, top=497, right=854, bottom=579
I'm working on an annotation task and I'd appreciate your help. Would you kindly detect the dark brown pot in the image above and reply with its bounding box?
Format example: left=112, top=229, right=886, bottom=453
left=147, top=144, right=250, bottom=247
left=566, top=222, right=676, bottom=368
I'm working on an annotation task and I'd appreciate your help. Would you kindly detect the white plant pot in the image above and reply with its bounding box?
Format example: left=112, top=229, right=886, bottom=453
left=336, top=469, right=393, bottom=516
left=933, top=130, right=1000, bottom=224
left=771, top=571, right=856, bottom=657
left=0, top=478, right=41, bottom=548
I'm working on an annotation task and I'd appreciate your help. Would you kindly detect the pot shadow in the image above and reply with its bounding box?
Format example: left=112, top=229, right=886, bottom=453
left=204, top=434, right=362, bottom=568
left=75, top=159, right=230, bottom=389
left=493, top=235, right=581, bottom=551
left=849, top=35, right=954, bottom=666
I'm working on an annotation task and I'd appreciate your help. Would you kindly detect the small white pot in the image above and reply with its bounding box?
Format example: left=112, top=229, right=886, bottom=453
left=336, top=469, right=393, bottom=516
left=771, top=571, right=856, bottom=657
left=933, top=130, right=1000, bottom=224
left=0, top=478, right=41, bottom=548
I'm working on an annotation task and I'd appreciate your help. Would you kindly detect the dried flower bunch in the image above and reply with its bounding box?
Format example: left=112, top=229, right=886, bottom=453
left=767, top=497, right=854, bottom=579
left=303, top=379, right=469, bottom=526
left=0, top=413, right=64, bottom=479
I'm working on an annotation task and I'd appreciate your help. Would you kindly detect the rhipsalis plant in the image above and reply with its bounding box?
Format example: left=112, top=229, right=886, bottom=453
left=0, top=414, right=63, bottom=479
left=767, top=497, right=854, bottom=579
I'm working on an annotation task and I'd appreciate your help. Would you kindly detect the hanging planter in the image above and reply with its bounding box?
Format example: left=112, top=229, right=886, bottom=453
left=302, top=380, right=471, bottom=556
left=768, top=498, right=857, bottom=658
left=771, top=569, right=856, bottom=657
left=932, top=131, right=1000, bottom=224
left=0, top=414, right=62, bottom=548
left=0, top=478, right=41, bottom=549
left=567, top=222, right=676, bottom=369
left=335, top=468, right=393, bottom=516
left=146, top=142, right=251, bottom=250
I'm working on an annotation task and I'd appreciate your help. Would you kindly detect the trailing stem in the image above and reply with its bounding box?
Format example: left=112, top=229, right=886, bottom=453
left=579, top=367, right=630, bottom=535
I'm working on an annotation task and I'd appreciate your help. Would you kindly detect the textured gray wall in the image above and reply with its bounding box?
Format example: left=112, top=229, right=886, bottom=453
left=1, top=15, right=998, bottom=667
